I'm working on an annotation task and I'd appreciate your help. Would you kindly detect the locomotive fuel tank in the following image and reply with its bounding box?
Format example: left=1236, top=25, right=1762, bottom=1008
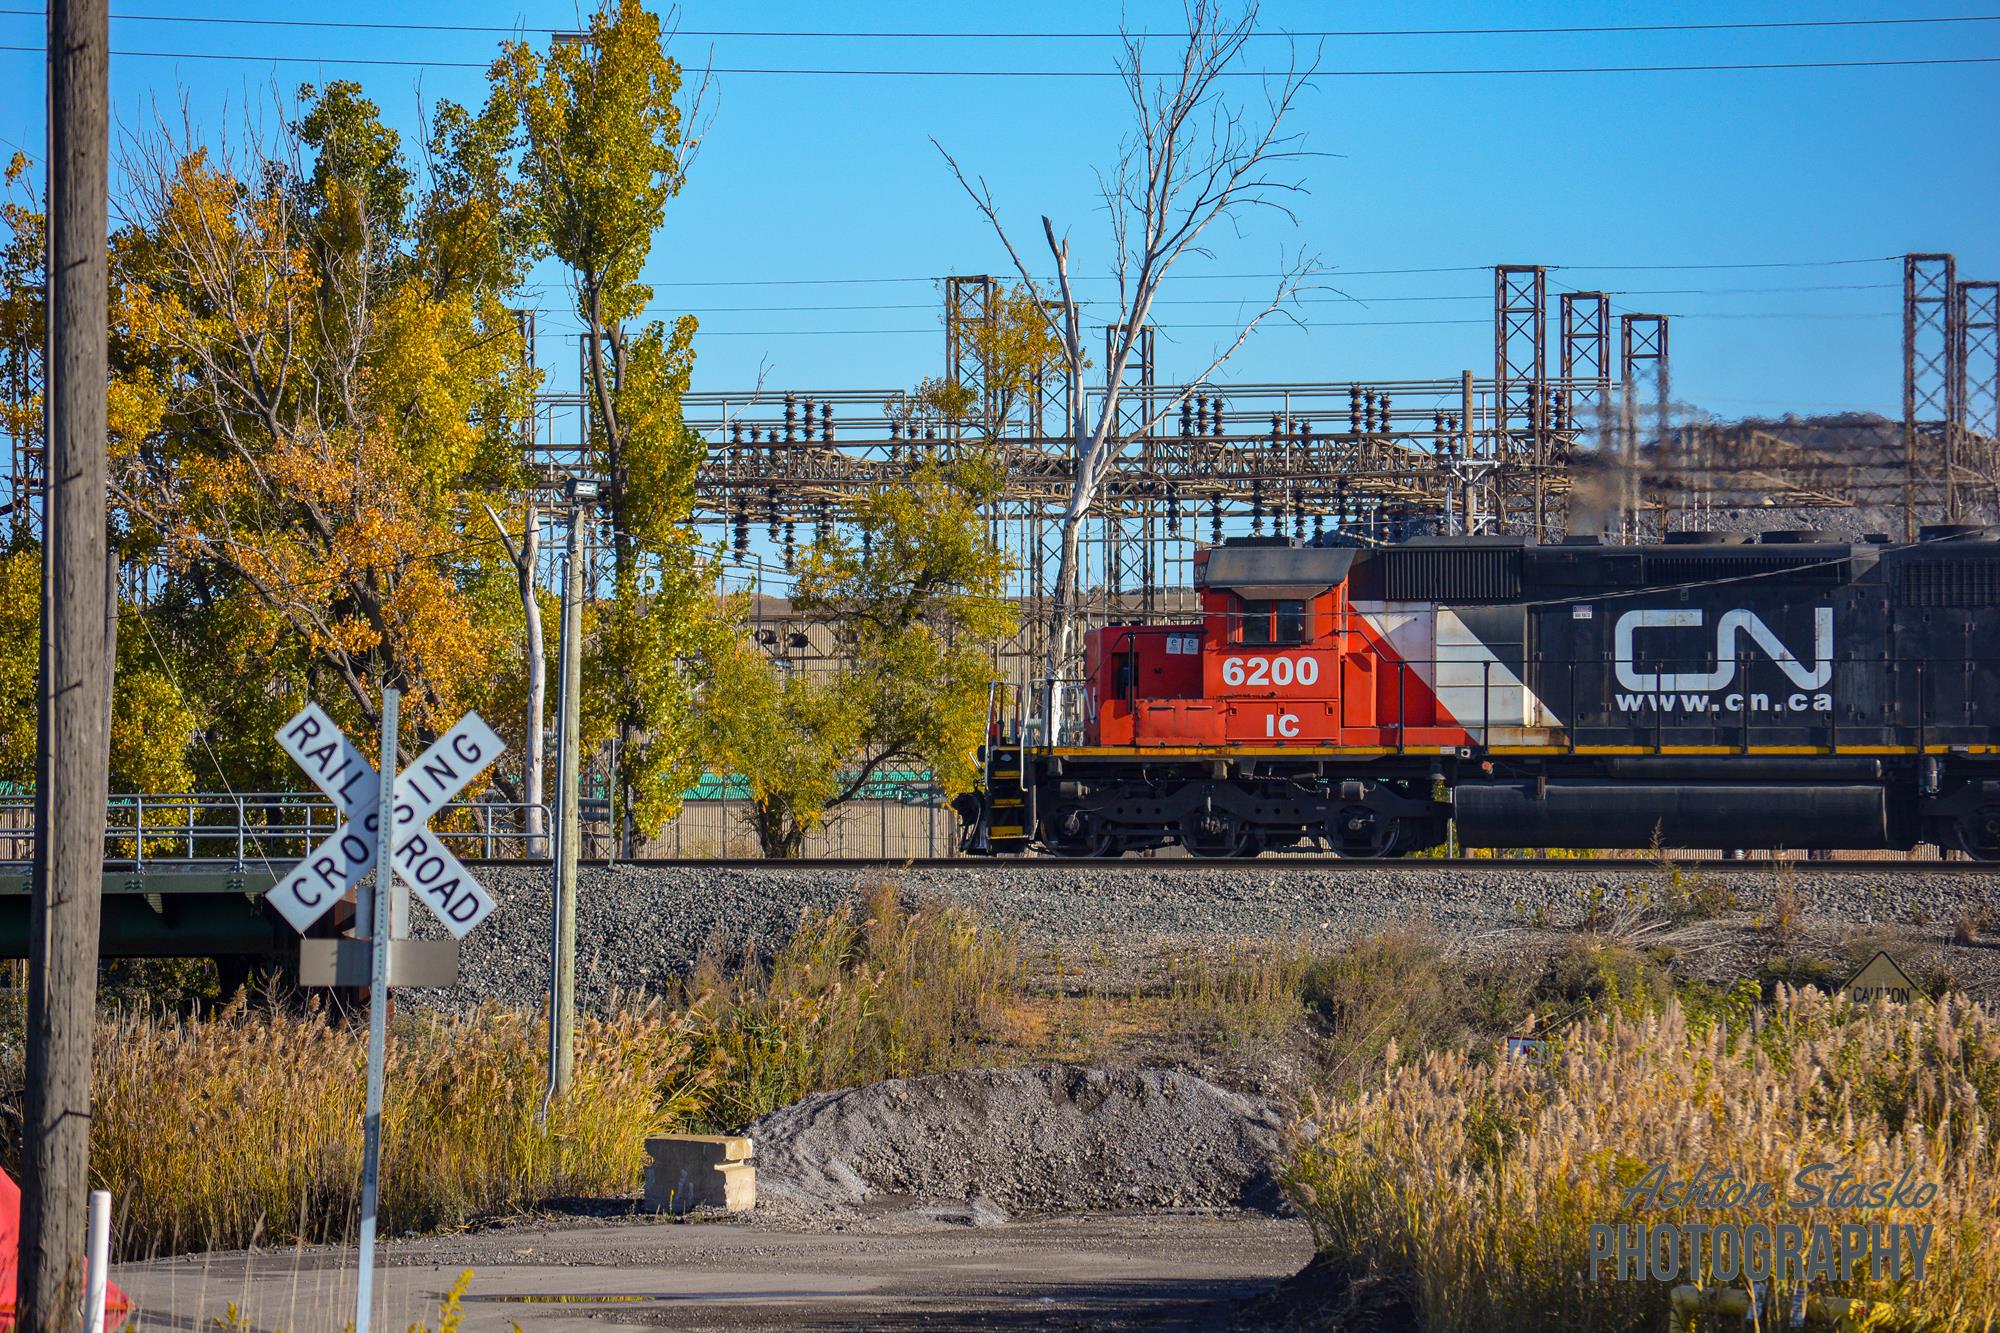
left=1452, top=781, right=1905, bottom=851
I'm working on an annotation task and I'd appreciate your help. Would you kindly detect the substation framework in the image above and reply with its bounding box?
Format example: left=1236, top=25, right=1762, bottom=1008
left=503, top=255, right=1999, bottom=685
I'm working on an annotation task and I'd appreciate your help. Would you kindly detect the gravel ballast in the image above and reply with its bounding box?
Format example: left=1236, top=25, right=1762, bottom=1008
left=745, top=1063, right=1287, bottom=1218
left=413, top=860, right=2000, bottom=1014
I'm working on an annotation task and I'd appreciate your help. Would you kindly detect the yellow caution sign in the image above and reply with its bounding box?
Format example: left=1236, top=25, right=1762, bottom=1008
left=1841, top=950, right=1919, bottom=1005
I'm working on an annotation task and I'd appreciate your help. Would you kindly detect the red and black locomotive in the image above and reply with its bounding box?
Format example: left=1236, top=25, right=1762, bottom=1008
left=959, top=527, right=2000, bottom=858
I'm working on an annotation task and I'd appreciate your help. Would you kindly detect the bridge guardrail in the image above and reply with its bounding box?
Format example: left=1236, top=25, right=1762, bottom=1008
left=0, top=793, right=560, bottom=870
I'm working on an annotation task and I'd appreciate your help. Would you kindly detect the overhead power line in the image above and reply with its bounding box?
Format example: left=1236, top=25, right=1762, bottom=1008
left=652, top=282, right=1901, bottom=315
left=3, top=9, right=1997, bottom=40
left=1, top=41, right=1997, bottom=76
left=533, top=310, right=1901, bottom=337
left=632, top=259, right=1900, bottom=290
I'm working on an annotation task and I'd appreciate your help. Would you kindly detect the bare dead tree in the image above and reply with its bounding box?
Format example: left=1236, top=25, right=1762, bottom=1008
left=936, top=0, right=1320, bottom=721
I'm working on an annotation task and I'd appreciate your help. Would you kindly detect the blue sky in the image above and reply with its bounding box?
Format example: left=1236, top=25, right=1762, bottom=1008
left=3, top=2, right=1996, bottom=421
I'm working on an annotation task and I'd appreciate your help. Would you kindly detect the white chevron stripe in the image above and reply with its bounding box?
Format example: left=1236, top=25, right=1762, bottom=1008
left=1349, top=599, right=1563, bottom=737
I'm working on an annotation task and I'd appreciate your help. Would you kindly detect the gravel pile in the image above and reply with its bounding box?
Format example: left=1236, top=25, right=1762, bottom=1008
left=744, top=1064, right=1286, bottom=1219
left=416, top=861, right=2000, bottom=1013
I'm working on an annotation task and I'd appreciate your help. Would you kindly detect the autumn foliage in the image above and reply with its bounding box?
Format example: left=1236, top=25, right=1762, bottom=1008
left=0, top=3, right=723, bottom=817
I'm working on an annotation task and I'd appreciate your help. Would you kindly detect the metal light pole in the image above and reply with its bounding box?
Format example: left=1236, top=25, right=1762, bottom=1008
left=353, top=687, right=399, bottom=1333
left=547, top=477, right=594, bottom=1103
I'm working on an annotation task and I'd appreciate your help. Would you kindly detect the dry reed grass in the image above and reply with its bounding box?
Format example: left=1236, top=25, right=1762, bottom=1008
left=1284, top=988, right=2000, bottom=1331
left=87, top=998, right=711, bottom=1253
left=0, top=881, right=1021, bottom=1256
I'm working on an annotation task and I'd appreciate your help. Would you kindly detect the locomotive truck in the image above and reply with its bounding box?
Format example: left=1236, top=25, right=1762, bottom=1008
left=957, top=526, right=2000, bottom=859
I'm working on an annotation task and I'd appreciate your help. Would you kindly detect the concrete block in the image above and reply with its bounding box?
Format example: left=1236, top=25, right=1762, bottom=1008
left=643, top=1134, right=755, bottom=1213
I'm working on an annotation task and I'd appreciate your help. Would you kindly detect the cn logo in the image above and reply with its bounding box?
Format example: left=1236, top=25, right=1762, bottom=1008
left=1612, top=608, right=1833, bottom=693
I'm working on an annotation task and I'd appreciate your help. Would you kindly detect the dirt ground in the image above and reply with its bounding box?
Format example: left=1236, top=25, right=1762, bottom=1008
left=114, top=1209, right=1314, bottom=1332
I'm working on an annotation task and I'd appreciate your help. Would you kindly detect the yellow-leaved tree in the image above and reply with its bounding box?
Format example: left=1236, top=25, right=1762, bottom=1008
left=705, top=457, right=1016, bottom=858
left=498, top=0, right=724, bottom=846
left=106, top=80, right=536, bottom=778
left=0, top=156, right=198, bottom=791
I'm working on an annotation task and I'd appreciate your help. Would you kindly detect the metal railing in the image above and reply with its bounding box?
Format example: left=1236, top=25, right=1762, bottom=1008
left=0, top=793, right=559, bottom=869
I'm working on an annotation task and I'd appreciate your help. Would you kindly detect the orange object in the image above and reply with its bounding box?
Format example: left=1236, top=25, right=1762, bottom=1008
left=0, top=1168, right=132, bottom=1331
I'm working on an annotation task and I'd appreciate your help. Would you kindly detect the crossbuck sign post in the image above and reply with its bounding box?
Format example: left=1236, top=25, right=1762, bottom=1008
left=268, top=690, right=505, bottom=1333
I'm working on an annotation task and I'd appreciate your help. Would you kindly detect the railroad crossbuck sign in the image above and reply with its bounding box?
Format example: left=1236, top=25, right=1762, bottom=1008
left=268, top=702, right=506, bottom=939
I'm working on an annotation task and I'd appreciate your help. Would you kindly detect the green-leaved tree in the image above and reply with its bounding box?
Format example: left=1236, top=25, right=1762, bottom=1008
left=499, top=0, right=720, bottom=845
left=705, top=457, right=1016, bottom=858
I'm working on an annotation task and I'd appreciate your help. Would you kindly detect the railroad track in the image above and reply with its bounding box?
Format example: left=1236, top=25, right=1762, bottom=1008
left=577, top=855, right=2000, bottom=874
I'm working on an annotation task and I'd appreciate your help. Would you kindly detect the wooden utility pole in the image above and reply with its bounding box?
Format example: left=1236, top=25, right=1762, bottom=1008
left=23, top=1, right=112, bottom=1329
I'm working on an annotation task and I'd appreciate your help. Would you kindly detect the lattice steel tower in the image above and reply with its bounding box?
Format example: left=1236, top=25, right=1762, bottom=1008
left=1903, top=253, right=1959, bottom=533
left=1493, top=264, right=1548, bottom=535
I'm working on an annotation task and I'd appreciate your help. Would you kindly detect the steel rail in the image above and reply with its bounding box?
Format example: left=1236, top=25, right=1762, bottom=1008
left=556, top=855, right=1994, bottom=873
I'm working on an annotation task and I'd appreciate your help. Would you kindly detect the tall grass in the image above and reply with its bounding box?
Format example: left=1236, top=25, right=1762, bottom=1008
left=683, top=878, right=1021, bottom=1128
left=1284, top=988, right=2000, bottom=1331
left=87, top=999, right=712, bottom=1253
left=0, top=882, right=1021, bottom=1256
left=1165, top=946, right=1312, bottom=1049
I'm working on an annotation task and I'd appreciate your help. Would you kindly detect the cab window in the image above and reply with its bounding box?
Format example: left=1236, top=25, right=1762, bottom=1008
left=1238, top=598, right=1309, bottom=645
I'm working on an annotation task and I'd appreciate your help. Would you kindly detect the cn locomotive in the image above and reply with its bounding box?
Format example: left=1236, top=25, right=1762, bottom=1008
left=957, top=527, right=2000, bottom=859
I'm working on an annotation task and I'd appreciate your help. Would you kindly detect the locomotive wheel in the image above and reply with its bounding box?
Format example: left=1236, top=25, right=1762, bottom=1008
left=1046, top=809, right=1120, bottom=858
left=1326, top=805, right=1399, bottom=859
left=1180, top=809, right=1260, bottom=858
left=1955, top=805, right=2000, bottom=862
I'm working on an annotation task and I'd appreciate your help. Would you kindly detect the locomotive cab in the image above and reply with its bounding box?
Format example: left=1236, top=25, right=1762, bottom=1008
left=1083, top=541, right=1357, bottom=748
